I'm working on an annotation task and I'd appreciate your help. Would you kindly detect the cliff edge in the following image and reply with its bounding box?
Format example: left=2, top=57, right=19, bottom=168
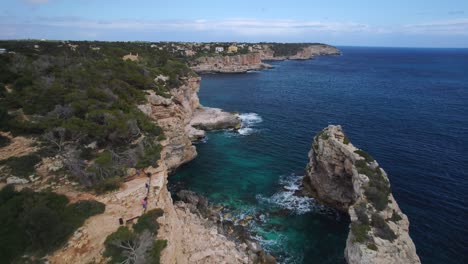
left=303, top=125, right=420, bottom=264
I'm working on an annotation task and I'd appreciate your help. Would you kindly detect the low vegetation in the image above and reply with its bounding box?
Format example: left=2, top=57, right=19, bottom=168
left=351, top=222, right=371, bottom=243
left=355, top=160, right=390, bottom=211
left=0, top=185, right=105, bottom=263
left=0, top=152, right=42, bottom=178
left=389, top=210, right=403, bottom=222
left=268, top=43, right=322, bottom=57
left=371, top=213, right=398, bottom=242
left=0, top=40, right=194, bottom=189
left=104, top=209, right=166, bottom=264
left=354, top=149, right=374, bottom=162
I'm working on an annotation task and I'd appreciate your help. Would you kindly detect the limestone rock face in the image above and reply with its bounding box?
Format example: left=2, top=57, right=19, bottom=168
left=191, top=53, right=272, bottom=73
left=191, top=107, right=241, bottom=131
left=139, top=77, right=201, bottom=172
left=304, top=125, right=420, bottom=264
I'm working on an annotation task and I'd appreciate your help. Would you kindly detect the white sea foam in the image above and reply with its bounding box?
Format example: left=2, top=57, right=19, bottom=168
left=256, top=174, right=328, bottom=215
left=235, top=113, right=262, bottom=135
left=239, top=112, right=263, bottom=126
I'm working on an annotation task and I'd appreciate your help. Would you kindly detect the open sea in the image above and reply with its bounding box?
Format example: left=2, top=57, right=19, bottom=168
left=169, top=47, right=468, bottom=264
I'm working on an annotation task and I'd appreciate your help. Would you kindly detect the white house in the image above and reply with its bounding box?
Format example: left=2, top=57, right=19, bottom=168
left=215, top=46, right=224, bottom=53
left=0, top=48, right=6, bottom=54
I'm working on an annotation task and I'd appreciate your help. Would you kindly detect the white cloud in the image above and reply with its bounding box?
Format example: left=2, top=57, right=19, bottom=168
left=22, top=0, right=50, bottom=4
left=403, top=18, right=468, bottom=35
left=13, top=17, right=373, bottom=36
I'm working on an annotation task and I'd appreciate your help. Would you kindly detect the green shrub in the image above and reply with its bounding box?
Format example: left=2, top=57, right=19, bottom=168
left=364, top=186, right=390, bottom=211
left=354, top=203, right=369, bottom=225
left=133, top=208, right=164, bottom=234
left=149, top=240, right=168, bottom=264
left=92, top=177, right=122, bottom=194
left=0, top=187, right=105, bottom=263
left=343, top=135, right=350, bottom=145
left=389, top=210, right=402, bottom=222
left=136, top=143, right=162, bottom=169
left=354, top=150, right=374, bottom=162
left=104, top=208, right=165, bottom=264
left=0, top=153, right=42, bottom=178
left=367, top=243, right=378, bottom=251
left=355, top=160, right=390, bottom=211
left=371, top=213, right=397, bottom=242
left=351, top=223, right=370, bottom=243
left=104, top=226, right=137, bottom=264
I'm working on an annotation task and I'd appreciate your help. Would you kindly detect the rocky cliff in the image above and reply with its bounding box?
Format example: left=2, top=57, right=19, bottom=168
left=190, top=53, right=272, bottom=73
left=138, top=77, right=272, bottom=263
left=259, top=44, right=340, bottom=60
left=303, top=125, right=420, bottom=264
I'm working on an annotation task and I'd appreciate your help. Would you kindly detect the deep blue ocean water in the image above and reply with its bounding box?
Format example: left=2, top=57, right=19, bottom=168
left=170, top=47, right=468, bottom=264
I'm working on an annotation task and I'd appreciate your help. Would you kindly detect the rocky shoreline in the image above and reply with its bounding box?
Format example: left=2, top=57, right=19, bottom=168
left=137, top=76, right=275, bottom=263
left=303, top=125, right=420, bottom=264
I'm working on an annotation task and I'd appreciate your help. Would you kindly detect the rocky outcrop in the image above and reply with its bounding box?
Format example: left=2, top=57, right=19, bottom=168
left=303, top=125, right=420, bottom=264
left=138, top=77, right=239, bottom=171
left=191, top=53, right=272, bottom=73
left=259, top=44, right=340, bottom=60
left=191, top=107, right=241, bottom=131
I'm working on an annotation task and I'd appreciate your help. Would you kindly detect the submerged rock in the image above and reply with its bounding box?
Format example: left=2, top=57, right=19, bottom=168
left=303, top=125, right=421, bottom=264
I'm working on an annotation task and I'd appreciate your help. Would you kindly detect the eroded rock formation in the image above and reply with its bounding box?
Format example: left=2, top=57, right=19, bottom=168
left=304, top=125, right=420, bottom=264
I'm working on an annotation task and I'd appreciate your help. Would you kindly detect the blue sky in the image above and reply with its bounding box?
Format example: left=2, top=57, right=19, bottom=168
left=1, top=0, right=467, bottom=47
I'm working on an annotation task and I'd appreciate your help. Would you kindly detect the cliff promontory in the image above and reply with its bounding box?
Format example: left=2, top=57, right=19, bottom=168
left=191, top=53, right=272, bottom=73
left=303, top=125, right=420, bottom=264
left=259, top=43, right=341, bottom=60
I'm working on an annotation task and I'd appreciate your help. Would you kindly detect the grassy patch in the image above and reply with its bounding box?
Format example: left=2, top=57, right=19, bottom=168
left=354, top=149, right=374, bottom=162
left=0, top=186, right=105, bottom=263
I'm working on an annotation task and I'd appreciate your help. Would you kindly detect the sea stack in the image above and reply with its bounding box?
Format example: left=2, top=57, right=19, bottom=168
left=303, top=125, right=420, bottom=264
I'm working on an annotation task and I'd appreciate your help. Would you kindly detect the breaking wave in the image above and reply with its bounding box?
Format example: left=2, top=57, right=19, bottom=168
left=256, top=174, right=328, bottom=215
left=237, top=113, right=262, bottom=135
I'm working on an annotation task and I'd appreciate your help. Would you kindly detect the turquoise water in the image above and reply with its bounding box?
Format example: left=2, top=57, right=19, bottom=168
left=170, top=47, right=468, bottom=264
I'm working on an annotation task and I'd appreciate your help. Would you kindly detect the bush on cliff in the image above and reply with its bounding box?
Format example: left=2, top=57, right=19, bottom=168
left=104, top=209, right=165, bottom=264
left=355, top=160, right=390, bottom=211
left=354, top=149, right=374, bottom=162
left=351, top=222, right=370, bottom=243
left=0, top=186, right=105, bottom=263
left=371, top=213, right=398, bottom=242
